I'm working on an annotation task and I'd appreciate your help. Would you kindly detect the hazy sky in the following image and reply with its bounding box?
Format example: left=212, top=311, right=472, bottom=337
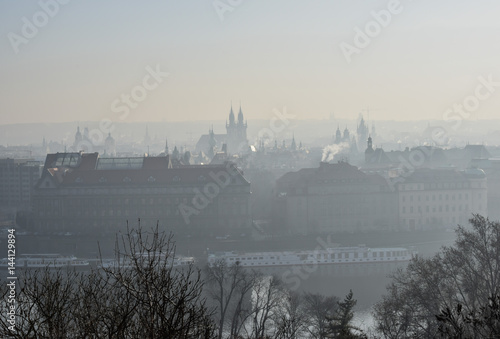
left=1, top=0, right=500, bottom=125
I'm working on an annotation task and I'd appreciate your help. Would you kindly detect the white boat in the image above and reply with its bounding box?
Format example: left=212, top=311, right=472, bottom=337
left=98, top=255, right=195, bottom=269
left=208, top=245, right=416, bottom=268
left=0, top=254, right=90, bottom=269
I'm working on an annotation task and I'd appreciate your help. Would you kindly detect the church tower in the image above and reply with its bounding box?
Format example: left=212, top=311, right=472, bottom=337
left=357, top=115, right=369, bottom=148
left=104, top=133, right=116, bottom=156
left=73, top=126, right=82, bottom=150
left=343, top=127, right=350, bottom=143
left=365, top=135, right=374, bottom=163
left=237, top=104, right=247, bottom=144
left=226, top=103, right=248, bottom=154
left=334, top=126, right=342, bottom=144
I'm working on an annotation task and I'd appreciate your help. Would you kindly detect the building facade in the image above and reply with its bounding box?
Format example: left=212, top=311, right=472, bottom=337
left=274, top=162, right=398, bottom=234
left=195, top=105, right=248, bottom=157
left=396, top=168, right=488, bottom=230
left=274, top=162, right=488, bottom=234
left=0, top=158, right=42, bottom=218
left=32, top=152, right=251, bottom=236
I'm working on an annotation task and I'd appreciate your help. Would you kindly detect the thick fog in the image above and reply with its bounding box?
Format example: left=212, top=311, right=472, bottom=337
left=2, top=1, right=500, bottom=337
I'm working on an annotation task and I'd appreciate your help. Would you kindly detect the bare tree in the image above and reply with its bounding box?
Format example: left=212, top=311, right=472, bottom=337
left=228, top=269, right=261, bottom=338
left=303, top=292, right=339, bottom=339
left=373, top=214, right=500, bottom=338
left=373, top=256, right=444, bottom=338
left=0, top=267, right=79, bottom=338
left=205, top=260, right=260, bottom=339
left=0, top=222, right=216, bottom=338
left=101, top=223, right=216, bottom=338
left=436, top=294, right=500, bottom=338
left=249, top=275, right=286, bottom=338
left=72, top=269, right=137, bottom=338
left=273, top=290, right=308, bottom=339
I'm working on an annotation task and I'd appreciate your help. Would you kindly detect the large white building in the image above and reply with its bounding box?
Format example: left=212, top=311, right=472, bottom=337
left=274, top=162, right=398, bottom=234
left=396, top=168, right=487, bottom=230
left=274, top=162, right=488, bottom=234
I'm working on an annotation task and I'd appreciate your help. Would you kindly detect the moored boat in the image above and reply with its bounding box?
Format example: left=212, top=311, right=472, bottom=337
left=208, top=245, right=416, bottom=268
left=98, top=254, right=195, bottom=270
left=0, top=254, right=90, bottom=269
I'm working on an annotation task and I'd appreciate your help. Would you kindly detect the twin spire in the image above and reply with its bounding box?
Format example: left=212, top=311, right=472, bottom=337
left=228, top=101, right=245, bottom=126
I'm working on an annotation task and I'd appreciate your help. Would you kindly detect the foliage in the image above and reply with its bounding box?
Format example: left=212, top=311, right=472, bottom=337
left=304, top=292, right=340, bottom=339
left=325, top=290, right=366, bottom=339
left=436, top=294, right=500, bottom=338
left=373, top=214, right=500, bottom=338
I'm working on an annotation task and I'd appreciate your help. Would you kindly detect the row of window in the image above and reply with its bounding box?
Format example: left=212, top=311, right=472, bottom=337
left=37, top=204, right=248, bottom=217
left=226, top=250, right=409, bottom=262
left=402, top=204, right=472, bottom=213
left=401, top=192, right=485, bottom=202
left=402, top=216, right=466, bottom=226
left=59, top=185, right=249, bottom=195
left=400, top=181, right=484, bottom=190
